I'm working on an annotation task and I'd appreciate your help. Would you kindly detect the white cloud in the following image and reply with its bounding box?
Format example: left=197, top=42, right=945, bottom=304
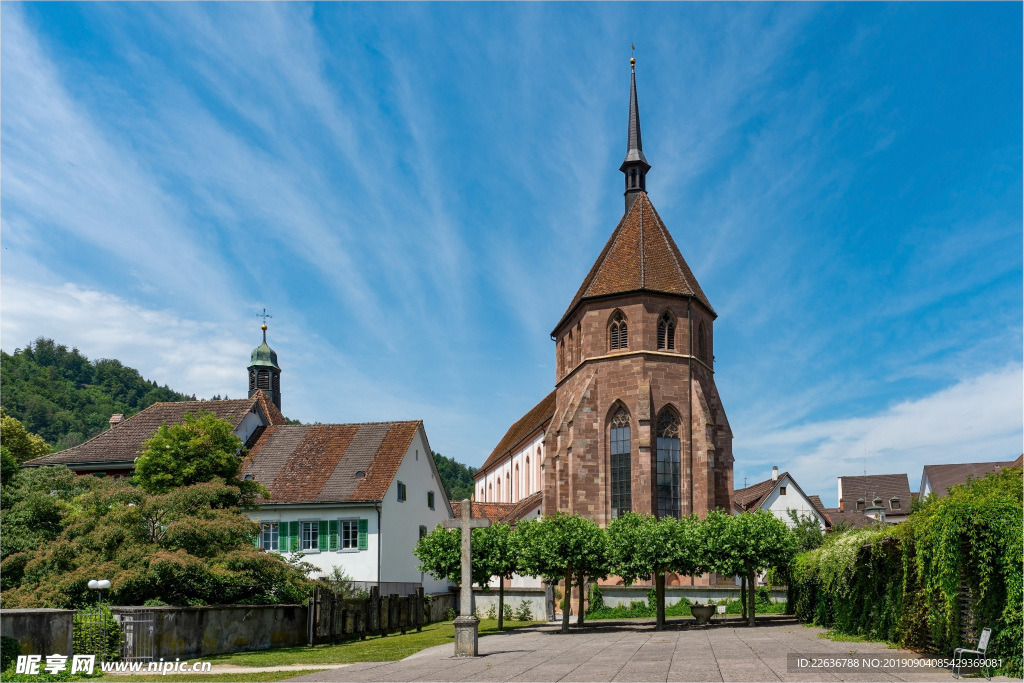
left=737, top=364, right=1024, bottom=507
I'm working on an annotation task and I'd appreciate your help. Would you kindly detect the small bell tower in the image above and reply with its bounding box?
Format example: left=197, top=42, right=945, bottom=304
left=248, top=313, right=282, bottom=410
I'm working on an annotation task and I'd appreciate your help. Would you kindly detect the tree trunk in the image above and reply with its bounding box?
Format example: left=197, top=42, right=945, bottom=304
left=747, top=568, right=756, bottom=627
left=655, top=570, right=666, bottom=631
left=576, top=571, right=585, bottom=627
left=498, top=579, right=504, bottom=630
left=561, top=571, right=572, bottom=634
left=740, top=574, right=747, bottom=621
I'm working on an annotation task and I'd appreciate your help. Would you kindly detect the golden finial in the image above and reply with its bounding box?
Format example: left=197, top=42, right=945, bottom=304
left=261, top=324, right=268, bottom=331
left=631, top=43, right=636, bottom=68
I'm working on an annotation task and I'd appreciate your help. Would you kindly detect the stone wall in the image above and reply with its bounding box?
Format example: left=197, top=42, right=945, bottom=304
left=598, top=585, right=787, bottom=608
left=470, top=588, right=546, bottom=621
left=0, top=609, right=74, bottom=657
left=109, top=604, right=307, bottom=659
left=428, top=592, right=457, bottom=622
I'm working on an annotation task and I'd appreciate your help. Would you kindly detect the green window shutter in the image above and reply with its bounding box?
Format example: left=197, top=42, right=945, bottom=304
left=357, top=519, right=368, bottom=550
left=289, top=521, right=300, bottom=552
left=254, top=529, right=261, bottom=548
left=279, top=524, right=289, bottom=553
left=318, top=520, right=328, bottom=549
left=328, top=520, right=339, bottom=551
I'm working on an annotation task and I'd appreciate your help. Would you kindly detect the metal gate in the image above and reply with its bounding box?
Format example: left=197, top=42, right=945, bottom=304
left=118, top=609, right=155, bottom=663
left=72, top=608, right=121, bottom=662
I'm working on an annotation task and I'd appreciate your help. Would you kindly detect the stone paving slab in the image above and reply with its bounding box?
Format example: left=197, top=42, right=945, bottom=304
left=287, top=619, right=1017, bottom=683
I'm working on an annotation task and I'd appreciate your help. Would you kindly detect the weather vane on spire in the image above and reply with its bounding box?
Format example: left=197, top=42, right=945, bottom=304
left=256, top=308, right=273, bottom=331
left=631, top=42, right=636, bottom=67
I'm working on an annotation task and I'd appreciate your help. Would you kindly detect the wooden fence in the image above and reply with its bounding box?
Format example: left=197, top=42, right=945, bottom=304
left=307, top=586, right=427, bottom=645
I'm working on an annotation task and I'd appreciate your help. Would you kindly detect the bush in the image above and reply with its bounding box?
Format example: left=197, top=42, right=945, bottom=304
left=587, top=585, right=604, bottom=614
left=444, top=606, right=456, bottom=621
left=788, top=467, right=1022, bottom=677
left=514, top=600, right=534, bottom=621
left=1, top=636, right=21, bottom=672
left=486, top=603, right=497, bottom=619
left=502, top=603, right=514, bottom=623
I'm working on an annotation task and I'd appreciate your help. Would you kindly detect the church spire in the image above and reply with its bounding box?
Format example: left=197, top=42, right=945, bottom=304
left=619, top=54, right=651, bottom=214
left=248, top=316, right=282, bottom=411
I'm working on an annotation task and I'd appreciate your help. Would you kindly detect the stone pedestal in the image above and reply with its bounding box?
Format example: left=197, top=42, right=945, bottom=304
left=453, top=615, right=480, bottom=657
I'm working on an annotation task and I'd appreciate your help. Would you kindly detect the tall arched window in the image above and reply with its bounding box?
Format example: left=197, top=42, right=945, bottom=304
left=514, top=463, right=520, bottom=501
left=560, top=338, right=566, bottom=374
left=658, top=312, right=676, bottom=351
left=525, top=455, right=531, bottom=494
left=697, top=321, right=708, bottom=364
left=488, top=482, right=492, bottom=501
left=656, top=409, right=681, bottom=519
left=506, top=472, right=511, bottom=502
left=610, top=407, right=632, bottom=517
left=568, top=330, right=574, bottom=367
left=609, top=311, right=628, bottom=350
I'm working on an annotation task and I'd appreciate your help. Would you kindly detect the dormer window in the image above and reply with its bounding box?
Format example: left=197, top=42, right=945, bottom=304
left=657, top=312, right=675, bottom=350
left=856, top=497, right=865, bottom=511
left=890, top=497, right=900, bottom=511
left=609, top=311, right=628, bottom=350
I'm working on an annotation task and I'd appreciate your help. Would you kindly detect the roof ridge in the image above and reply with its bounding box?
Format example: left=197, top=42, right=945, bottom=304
left=639, top=199, right=645, bottom=288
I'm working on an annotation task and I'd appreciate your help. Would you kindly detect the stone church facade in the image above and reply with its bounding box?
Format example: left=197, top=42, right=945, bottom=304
left=476, top=60, right=734, bottom=531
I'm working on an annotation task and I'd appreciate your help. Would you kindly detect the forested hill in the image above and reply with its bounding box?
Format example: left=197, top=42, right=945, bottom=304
left=1, top=338, right=195, bottom=450
left=432, top=451, right=478, bottom=503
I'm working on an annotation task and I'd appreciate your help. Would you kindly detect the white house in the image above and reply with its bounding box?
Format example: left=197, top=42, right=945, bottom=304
left=242, top=420, right=454, bottom=594
left=734, top=466, right=830, bottom=529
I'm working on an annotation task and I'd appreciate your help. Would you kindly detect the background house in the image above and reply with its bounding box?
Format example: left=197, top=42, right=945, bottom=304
left=734, top=466, right=830, bottom=529
left=920, top=456, right=1023, bottom=499
left=837, top=473, right=913, bottom=523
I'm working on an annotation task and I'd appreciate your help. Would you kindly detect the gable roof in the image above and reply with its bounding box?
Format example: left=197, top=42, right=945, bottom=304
left=22, top=392, right=283, bottom=467
left=921, top=459, right=1018, bottom=499
left=807, top=495, right=830, bottom=524
left=838, top=473, right=912, bottom=509
left=553, top=192, right=713, bottom=334
left=734, top=472, right=831, bottom=528
left=479, top=392, right=556, bottom=475
left=241, top=421, right=422, bottom=503
left=450, top=492, right=542, bottom=525
left=823, top=507, right=880, bottom=530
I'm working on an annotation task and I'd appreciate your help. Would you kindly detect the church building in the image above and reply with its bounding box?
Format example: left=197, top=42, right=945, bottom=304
left=475, top=59, right=735, bottom=528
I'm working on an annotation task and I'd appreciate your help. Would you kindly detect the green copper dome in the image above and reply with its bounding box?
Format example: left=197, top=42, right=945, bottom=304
left=249, top=327, right=280, bottom=369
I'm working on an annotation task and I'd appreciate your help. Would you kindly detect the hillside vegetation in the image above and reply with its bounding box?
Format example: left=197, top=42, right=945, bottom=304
left=1, top=338, right=194, bottom=450
left=433, top=451, right=478, bottom=502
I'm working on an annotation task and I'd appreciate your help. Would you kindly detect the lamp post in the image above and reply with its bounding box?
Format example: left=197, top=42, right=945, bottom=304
left=87, top=579, right=111, bottom=607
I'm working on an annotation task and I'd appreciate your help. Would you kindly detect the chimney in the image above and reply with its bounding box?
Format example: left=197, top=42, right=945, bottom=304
left=771, top=466, right=779, bottom=481
left=109, top=414, right=125, bottom=428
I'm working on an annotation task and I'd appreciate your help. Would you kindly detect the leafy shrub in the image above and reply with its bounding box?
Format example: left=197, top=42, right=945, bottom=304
left=444, top=606, right=456, bottom=621
left=486, top=603, right=497, bottom=619
left=514, top=600, right=534, bottom=621
left=788, top=467, right=1022, bottom=677
left=1, top=636, right=21, bottom=672
left=587, top=585, right=604, bottom=614
left=502, top=603, right=514, bottom=622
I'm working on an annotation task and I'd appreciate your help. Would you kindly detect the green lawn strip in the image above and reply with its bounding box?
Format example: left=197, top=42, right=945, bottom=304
left=588, top=599, right=788, bottom=621
left=92, top=670, right=320, bottom=683
left=205, top=619, right=541, bottom=667
left=818, top=630, right=900, bottom=648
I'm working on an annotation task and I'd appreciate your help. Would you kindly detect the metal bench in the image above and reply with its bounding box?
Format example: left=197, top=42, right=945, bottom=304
left=952, top=627, right=991, bottom=680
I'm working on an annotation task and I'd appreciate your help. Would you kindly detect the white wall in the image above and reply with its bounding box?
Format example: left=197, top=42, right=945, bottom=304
left=380, top=427, right=453, bottom=594
left=234, top=410, right=265, bottom=446
left=475, top=432, right=544, bottom=503
left=762, top=475, right=826, bottom=528
left=251, top=504, right=380, bottom=581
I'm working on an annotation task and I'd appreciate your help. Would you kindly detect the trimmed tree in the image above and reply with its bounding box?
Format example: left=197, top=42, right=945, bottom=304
left=517, top=513, right=608, bottom=634
left=607, top=513, right=678, bottom=630
left=475, top=522, right=519, bottom=629
left=705, top=509, right=794, bottom=626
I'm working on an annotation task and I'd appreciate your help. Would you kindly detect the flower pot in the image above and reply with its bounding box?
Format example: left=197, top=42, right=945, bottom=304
left=690, top=604, right=715, bottom=625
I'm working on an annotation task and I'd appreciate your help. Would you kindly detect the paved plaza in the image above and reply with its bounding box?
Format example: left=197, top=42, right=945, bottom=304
left=287, top=617, right=1009, bottom=682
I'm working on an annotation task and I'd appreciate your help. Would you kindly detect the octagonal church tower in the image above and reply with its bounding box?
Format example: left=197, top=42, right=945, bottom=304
left=542, top=59, right=734, bottom=525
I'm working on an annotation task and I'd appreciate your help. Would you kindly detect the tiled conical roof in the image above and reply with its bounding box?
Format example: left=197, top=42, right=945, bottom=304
left=553, top=192, right=713, bottom=334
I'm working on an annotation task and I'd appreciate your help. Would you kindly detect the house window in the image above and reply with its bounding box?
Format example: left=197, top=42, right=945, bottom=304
left=657, top=312, right=675, bottom=350
left=340, top=520, right=358, bottom=549
left=779, top=486, right=787, bottom=495
left=856, top=497, right=865, bottom=511
left=427, top=491, right=435, bottom=510
left=656, top=410, right=681, bottom=519
left=890, top=497, right=901, bottom=511
left=609, top=311, right=628, bottom=350
left=419, top=525, right=428, bottom=540
left=397, top=481, right=407, bottom=502
left=610, top=408, right=632, bottom=516
left=301, top=521, right=319, bottom=550
left=261, top=522, right=279, bottom=551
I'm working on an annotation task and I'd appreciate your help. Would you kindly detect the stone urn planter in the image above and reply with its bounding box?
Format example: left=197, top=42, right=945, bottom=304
left=690, top=604, right=715, bottom=625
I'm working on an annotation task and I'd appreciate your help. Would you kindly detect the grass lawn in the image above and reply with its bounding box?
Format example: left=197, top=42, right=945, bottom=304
left=93, top=671, right=321, bottom=683
left=205, top=619, right=542, bottom=667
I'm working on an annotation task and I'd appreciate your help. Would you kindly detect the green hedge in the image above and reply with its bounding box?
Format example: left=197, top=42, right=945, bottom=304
left=789, top=467, right=1022, bottom=677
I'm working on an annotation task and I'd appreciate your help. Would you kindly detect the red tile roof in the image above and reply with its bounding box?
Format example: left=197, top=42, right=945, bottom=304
left=553, top=192, right=713, bottom=334
left=23, top=392, right=284, bottom=467
left=922, top=459, right=1018, bottom=498
left=478, top=392, right=556, bottom=475
left=838, top=474, right=912, bottom=510
left=823, top=507, right=880, bottom=530
left=241, top=421, right=422, bottom=503
left=734, top=473, right=831, bottom=527
left=450, top=492, right=542, bottom=525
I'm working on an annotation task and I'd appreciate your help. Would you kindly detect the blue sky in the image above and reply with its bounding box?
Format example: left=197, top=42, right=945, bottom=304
left=2, top=3, right=1021, bottom=506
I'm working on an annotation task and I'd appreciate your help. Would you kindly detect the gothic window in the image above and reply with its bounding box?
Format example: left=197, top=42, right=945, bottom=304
left=576, top=323, right=582, bottom=363
left=506, top=473, right=511, bottom=502
left=610, top=408, right=632, bottom=517
left=526, top=455, right=531, bottom=494
left=514, top=464, right=520, bottom=501
left=560, top=338, right=566, bottom=374
left=658, top=312, right=675, bottom=351
left=697, top=322, right=708, bottom=364
left=609, top=311, right=628, bottom=351
left=656, top=409, right=681, bottom=519
left=568, top=330, right=574, bottom=367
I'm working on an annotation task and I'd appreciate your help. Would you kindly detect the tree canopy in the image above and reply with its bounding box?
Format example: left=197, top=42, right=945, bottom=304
left=133, top=411, right=263, bottom=501
left=431, top=452, right=478, bottom=503
left=0, top=466, right=311, bottom=608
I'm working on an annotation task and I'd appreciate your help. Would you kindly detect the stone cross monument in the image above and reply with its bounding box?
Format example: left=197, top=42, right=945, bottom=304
left=442, top=498, right=491, bottom=656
